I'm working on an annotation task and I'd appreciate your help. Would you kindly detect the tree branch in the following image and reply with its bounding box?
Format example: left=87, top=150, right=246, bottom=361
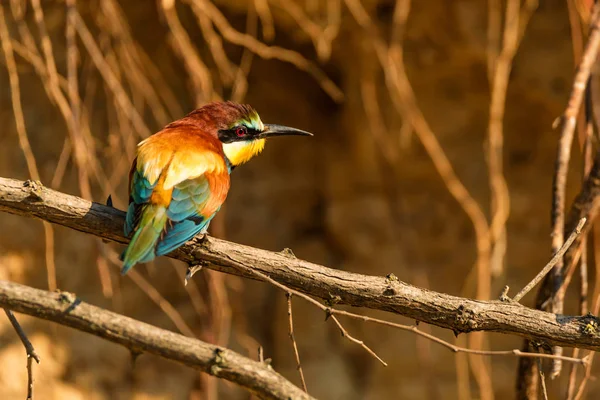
left=0, top=280, right=312, bottom=400
left=1, top=176, right=600, bottom=352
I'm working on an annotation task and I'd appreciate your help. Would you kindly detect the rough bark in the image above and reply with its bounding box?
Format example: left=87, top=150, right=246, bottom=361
left=1, top=176, right=600, bottom=352
left=0, top=280, right=312, bottom=400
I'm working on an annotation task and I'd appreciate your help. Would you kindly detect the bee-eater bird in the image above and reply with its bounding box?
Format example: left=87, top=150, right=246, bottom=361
left=120, top=101, right=312, bottom=274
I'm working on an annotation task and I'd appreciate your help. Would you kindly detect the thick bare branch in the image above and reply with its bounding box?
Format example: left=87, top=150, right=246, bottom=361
left=0, top=280, right=311, bottom=400
left=2, top=177, right=600, bottom=352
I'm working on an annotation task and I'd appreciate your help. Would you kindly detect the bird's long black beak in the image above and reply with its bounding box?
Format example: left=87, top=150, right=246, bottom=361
left=260, top=124, right=313, bottom=139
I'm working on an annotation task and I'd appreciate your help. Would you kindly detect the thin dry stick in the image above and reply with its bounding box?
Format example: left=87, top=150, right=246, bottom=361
left=572, top=221, right=600, bottom=400
left=276, top=0, right=331, bottom=60
left=566, top=0, right=587, bottom=152
left=8, top=39, right=73, bottom=189
left=568, top=348, right=582, bottom=400
left=455, top=335, right=472, bottom=400
left=380, top=0, right=494, bottom=397
left=205, top=269, right=232, bottom=348
left=321, top=306, right=588, bottom=365
left=360, top=77, right=398, bottom=165
left=550, top=0, right=600, bottom=379
left=0, top=6, right=40, bottom=186
left=189, top=2, right=235, bottom=85
left=103, top=249, right=196, bottom=338
left=31, top=0, right=92, bottom=201
left=161, top=0, right=216, bottom=104
left=0, top=3, right=57, bottom=293
left=329, top=314, right=387, bottom=366
left=101, top=0, right=179, bottom=124
left=487, top=0, right=501, bottom=82
left=320, top=0, right=342, bottom=62
left=567, top=117, right=594, bottom=400
left=213, top=253, right=388, bottom=366
left=286, top=293, right=308, bottom=393
left=253, top=0, right=274, bottom=41
left=230, top=0, right=257, bottom=103
left=21, top=0, right=111, bottom=210
left=190, top=0, right=344, bottom=102
left=50, top=138, right=72, bottom=189
left=513, top=217, right=587, bottom=302
left=67, top=0, right=115, bottom=300
left=71, top=10, right=151, bottom=138
left=538, top=359, right=549, bottom=400
left=487, top=0, right=536, bottom=277
left=65, top=0, right=87, bottom=196
left=4, top=310, right=40, bottom=400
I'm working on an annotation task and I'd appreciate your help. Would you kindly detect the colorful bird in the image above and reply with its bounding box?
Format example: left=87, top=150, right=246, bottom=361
left=120, top=101, right=312, bottom=274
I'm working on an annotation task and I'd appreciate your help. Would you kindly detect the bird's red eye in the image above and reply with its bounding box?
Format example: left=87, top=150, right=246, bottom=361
left=235, top=127, right=246, bottom=137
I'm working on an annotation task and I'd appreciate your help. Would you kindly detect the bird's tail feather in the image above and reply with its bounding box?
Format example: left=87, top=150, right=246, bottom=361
left=121, top=204, right=168, bottom=275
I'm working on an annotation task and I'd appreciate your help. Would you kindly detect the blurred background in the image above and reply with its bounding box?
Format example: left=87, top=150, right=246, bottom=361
left=0, top=0, right=598, bottom=399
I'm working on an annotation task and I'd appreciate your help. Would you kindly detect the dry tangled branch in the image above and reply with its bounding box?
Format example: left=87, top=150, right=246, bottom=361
left=3, top=1, right=600, bottom=398
left=0, top=280, right=311, bottom=400
left=2, top=176, right=600, bottom=353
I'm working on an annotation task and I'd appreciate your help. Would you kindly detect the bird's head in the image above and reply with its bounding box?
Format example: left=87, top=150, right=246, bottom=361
left=189, top=101, right=313, bottom=167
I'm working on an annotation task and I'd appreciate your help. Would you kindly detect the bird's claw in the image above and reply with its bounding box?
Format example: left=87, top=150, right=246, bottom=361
left=194, top=233, right=208, bottom=244
left=185, top=263, right=206, bottom=286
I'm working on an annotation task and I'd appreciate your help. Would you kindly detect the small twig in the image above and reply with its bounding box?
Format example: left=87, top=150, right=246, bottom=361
left=513, top=217, right=586, bottom=302
left=4, top=309, right=40, bottom=400
left=329, top=315, right=387, bottom=366
left=286, top=293, right=308, bottom=392
left=222, top=253, right=388, bottom=366
left=222, top=249, right=587, bottom=367
left=335, top=311, right=588, bottom=366
left=538, top=359, right=549, bottom=400
left=567, top=347, right=581, bottom=400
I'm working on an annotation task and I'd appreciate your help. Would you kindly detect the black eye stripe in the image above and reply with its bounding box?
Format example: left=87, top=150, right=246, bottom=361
left=217, top=125, right=261, bottom=143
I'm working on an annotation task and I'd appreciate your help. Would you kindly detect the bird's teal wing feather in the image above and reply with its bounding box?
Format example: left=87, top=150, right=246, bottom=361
left=155, top=176, right=215, bottom=256
left=124, top=169, right=156, bottom=237
left=121, top=133, right=229, bottom=274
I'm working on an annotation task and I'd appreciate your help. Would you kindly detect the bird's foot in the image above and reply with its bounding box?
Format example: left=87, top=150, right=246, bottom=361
left=184, top=262, right=207, bottom=286
left=193, top=233, right=209, bottom=245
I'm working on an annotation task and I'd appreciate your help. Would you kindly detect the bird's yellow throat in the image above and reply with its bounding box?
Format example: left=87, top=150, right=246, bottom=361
left=222, top=139, right=266, bottom=166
